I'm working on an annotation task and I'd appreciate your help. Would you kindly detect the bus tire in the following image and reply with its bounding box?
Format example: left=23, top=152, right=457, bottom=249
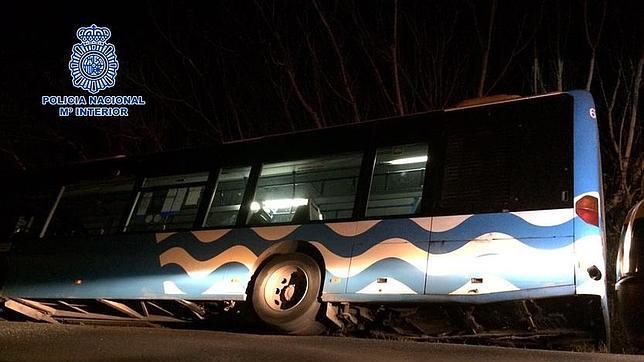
left=251, top=252, right=326, bottom=335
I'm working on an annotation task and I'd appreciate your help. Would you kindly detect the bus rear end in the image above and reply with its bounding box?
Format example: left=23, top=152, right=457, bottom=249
left=569, top=90, right=610, bottom=344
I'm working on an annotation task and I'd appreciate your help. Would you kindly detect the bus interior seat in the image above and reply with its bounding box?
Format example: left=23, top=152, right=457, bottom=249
left=291, top=200, right=322, bottom=224
left=249, top=208, right=272, bottom=225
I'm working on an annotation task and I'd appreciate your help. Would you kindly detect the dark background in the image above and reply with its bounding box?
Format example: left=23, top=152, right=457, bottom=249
left=1, top=0, right=642, bottom=349
left=2, top=1, right=640, bottom=166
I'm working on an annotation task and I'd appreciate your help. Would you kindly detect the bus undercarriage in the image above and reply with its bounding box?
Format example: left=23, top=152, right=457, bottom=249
left=0, top=294, right=606, bottom=350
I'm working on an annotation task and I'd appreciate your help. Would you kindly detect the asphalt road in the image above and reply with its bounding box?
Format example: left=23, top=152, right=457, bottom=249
left=0, top=322, right=641, bottom=362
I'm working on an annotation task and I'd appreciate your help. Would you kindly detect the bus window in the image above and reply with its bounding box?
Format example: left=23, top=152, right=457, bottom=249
left=366, top=143, right=428, bottom=217
left=47, top=178, right=135, bottom=237
left=127, top=172, right=208, bottom=232
left=205, top=166, right=251, bottom=227
left=249, top=152, right=362, bottom=224
left=9, top=190, right=57, bottom=238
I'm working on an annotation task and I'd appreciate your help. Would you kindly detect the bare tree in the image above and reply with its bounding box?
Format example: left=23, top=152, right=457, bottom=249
left=472, top=0, right=497, bottom=97
left=552, top=1, right=571, bottom=91
left=312, top=0, right=360, bottom=122
left=392, top=0, right=405, bottom=115
left=600, top=50, right=644, bottom=216
left=583, top=0, right=606, bottom=91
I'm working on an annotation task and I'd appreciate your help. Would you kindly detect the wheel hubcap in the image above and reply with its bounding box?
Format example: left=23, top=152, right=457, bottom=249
left=264, top=265, right=309, bottom=312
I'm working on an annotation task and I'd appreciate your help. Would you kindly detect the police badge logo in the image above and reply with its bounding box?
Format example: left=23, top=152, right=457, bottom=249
left=68, top=24, right=119, bottom=94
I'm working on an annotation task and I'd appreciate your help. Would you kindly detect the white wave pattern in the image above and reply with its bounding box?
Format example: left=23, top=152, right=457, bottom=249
left=449, top=275, right=520, bottom=295
left=159, top=245, right=256, bottom=279
left=309, top=241, right=352, bottom=278
left=427, top=233, right=574, bottom=280
left=163, top=281, right=186, bottom=295
left=324, top=222, right=357, bottom=237
left=245, top=210, right=567, bottom=244
left=251, top=225, right=299, bottom=241
left=313, top=232, right=574, bottom=287
left=410, top=217, right=432, bottom=231
left=356, top=277, right=417, bottom=294
left=510, top=208, right=574, bottom=227
left=431, top=215, right=473, bottom=232
left=325, top=218, right=428, bottom=237
left=312, top=232, right=576, bottom=295
left=327, top=220, right=380, bottom=237
left=574, top=191, right=600, bottom=203
left=159, top=213, right=581, bottom=296
left=310, top=239, right=428, bottom=278
left=192, top=229, right=232, bottom=243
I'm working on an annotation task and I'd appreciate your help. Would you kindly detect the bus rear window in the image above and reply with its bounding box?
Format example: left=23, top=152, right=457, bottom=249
left=438, top=95, right=573, bottom=214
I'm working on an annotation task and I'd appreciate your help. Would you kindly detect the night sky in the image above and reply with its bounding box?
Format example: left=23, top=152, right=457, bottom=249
left=1, top=1, right=642, bottom=173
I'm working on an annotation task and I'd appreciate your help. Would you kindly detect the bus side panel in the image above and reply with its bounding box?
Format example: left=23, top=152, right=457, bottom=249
left=0, top=221, right=357, bottom=301
left=154, top=222, right=360, bottom=299
left=157, top=219, right=431, bottom=299
left=2, top=209, right=579, bottom=303
left=156, top=229, right=254, bottom=298
left=345, top=218, right=430, bottom=296
left=2, top=222, right=359, bottom=301
left=2, top=234, right=167, bottom=299
left=426, top=210, right=575, bottom=299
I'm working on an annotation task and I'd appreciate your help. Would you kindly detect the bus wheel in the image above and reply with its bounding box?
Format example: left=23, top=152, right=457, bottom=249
left=252, top=253, right=326, bottom=335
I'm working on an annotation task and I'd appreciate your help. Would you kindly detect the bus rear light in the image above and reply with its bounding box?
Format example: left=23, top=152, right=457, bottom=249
left=576, top=195, right=599, bottom=226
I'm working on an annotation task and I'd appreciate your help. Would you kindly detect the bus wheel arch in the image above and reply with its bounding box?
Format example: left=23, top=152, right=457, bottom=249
left=250, top=240, right=326, bottom=278
left=247, top=240, right=327, bottom=335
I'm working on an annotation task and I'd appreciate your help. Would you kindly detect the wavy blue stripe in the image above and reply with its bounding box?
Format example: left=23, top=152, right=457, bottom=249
left=573, top=221, right=601, bottom=240
left=159, top=214, right=573, bottom=264
left=346, top=258, right=426, bottom=294
left=430, top=236, right=574, bottom=256
left=158, top=218, right=429, bottom=259
left=158, top=229, right=270, bottom=260
left=430, top=213, right=573, bottom=253
left=289, top=219, right=429, bottom=256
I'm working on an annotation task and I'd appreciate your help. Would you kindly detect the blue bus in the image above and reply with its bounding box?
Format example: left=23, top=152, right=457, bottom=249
left=0, top=90, right=608, bottom=341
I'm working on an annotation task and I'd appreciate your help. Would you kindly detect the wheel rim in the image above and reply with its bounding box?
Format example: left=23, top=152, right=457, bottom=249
left=263, top=265, right=309, bottom=312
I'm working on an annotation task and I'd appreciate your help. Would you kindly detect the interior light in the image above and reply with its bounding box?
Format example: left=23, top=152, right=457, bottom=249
left=252, top=198, right=309, bottom=211
left=385, top=156, right=428, bottom=165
